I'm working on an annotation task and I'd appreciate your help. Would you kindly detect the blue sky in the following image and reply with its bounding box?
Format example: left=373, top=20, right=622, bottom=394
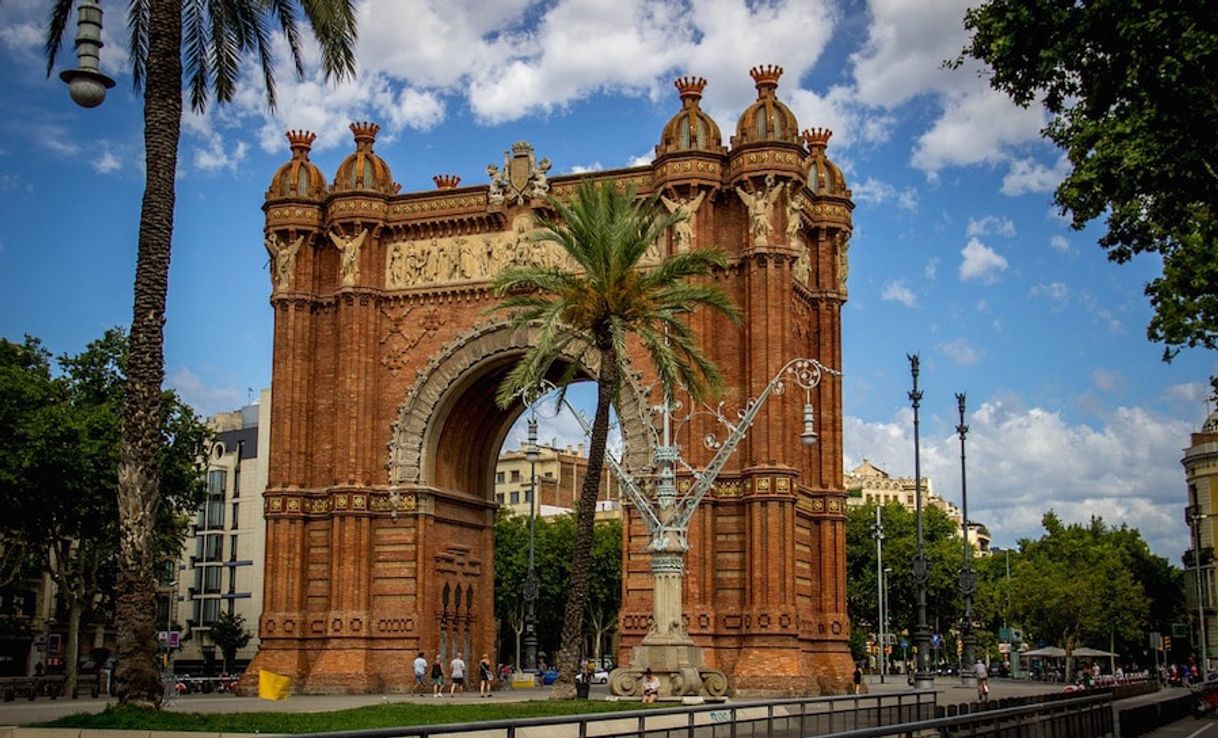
left=0, top=0, right=1213, bottom=560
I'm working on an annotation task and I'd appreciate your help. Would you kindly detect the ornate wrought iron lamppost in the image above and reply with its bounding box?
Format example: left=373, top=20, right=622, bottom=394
left=956, top=393, right=976, bottom=687
left=908, top=353, right=933, bottom=689
left=530, top=358, right=838, bottom=698
left=60, top=0, right=116, bottom=108
left=522, top=415, right=541, bottom=674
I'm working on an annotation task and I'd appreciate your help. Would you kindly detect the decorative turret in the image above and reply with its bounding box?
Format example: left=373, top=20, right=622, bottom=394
left=267, top=130, right=326, bottom=200
left=733, top=65, right=800, bottom=146
left=802, top=128, right=849, bottom=196
left=657, top=76, right=723, bottom=156
left=432, top=174, right=461, bottom=190
left=332, top=121, right=399, bottom=194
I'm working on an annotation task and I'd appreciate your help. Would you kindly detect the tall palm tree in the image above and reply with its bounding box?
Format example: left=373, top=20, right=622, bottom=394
left=37, top=0, right=357, bottom=708
left=492, top=181, right=741, bottom=699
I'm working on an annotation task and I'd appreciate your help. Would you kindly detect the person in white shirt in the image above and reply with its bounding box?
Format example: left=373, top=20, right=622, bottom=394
left=412, top=651, right=428, bottom=695
left=641, top=668, right=660, bottom=703
left=974, top=659, right=989, bottom=701
left=450, top=653, right=467, bottom=696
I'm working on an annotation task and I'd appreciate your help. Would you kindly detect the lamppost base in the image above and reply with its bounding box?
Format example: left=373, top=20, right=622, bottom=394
left=961, top=673, right=976, bottom=687
left=610, top=639, right=727, bottom=698
left=914, top=673, right=935, bottom=690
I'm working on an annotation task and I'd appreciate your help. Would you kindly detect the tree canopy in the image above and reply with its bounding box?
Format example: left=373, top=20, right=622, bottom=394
left=959, top=0, right=1218, bottom=389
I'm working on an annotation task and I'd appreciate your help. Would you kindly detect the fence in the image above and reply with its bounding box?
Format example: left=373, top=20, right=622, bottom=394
left=813, top=693, right=1114, bottom=738
left=294, top=690, right=938, bottom=738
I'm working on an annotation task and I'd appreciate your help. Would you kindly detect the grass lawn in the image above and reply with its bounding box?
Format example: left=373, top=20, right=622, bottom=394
left=41, top=699, right=651, bottom=734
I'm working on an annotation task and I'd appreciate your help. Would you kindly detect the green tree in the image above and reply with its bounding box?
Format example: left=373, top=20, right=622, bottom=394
left=30, top=0, right=358, bottom=708
left=491, top=181, right=739, bottom=698
left=0, top=330, right=208, bottom=697
left=208, top=612, right=252, bottom=674
left=846, top=501, right=962, bottom=666
left=1009, top=513, right=1151, bottom=677
left=958, top=1, right=1218, bottom=390
left=584, top=518, right=622, bottom=664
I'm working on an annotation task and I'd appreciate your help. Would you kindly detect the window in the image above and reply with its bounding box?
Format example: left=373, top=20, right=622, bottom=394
left=197, top=533, right=222, bottom=563
left=510, top=470, right=521, bottom=483
left=510, top=491, right=519, bottom=504
left=229, top=535, right=239, bottom=562
left=496, top=493, right=505, bottom=505
left=544, top=471, right=553, bottom=479
left=496, top=472, right=505, bottom=484
left=196, top=597, right=220, bottom=626
left=525, top=490, right=533, bottom=503
left=207, top=470, right=226, bottom=497
left=231, top=502, right=239, bottom=529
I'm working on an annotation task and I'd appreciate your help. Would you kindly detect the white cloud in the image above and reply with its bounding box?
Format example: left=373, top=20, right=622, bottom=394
left=853, top=177, right=918, bottom=212
left=169, top=367, right=242, bottom=417
left=881, top=280, right=918, bottom=307
left=1091, top=368, right=1123, bottom=393
left=93, top=150, right=121, bottom=174
left=939, top=337, right=982, bottom=366
left=966, top=215, right=1016, bottom=238
left=911, top=82, right=1047, bottom=175
left=569, top=162, right=604, bottom=174
left=845, top=401, right=1196, bottom=557
left=1029, top=281, right=1070, bottom=310
left=626, top=152, right=654, bottom=167
left=959, top=238, right=1008, bottom=283
left=850, top=0, right=974, bottom=107
left=1163, top=382, right=1212, bottom=408
left=1050, top=235, right=1071, bottom=253
left=1001, top=154, right=1069, bottom=196
left=387, top=88, right=445, bottom=130
left=193, top=136, right=248, bottom=173
left=924, top=257, right=939, bottom=281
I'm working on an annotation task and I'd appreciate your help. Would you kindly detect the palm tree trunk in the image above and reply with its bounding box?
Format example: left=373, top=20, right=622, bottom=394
left=551, top=346, right=618, bottom=700
left=114, top=0, right=183, bottom=710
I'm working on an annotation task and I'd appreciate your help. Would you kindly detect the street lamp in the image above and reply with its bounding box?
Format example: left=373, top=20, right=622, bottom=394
left=535, top=358, right=839, bottom=697
left=908, top=353, right=933, bottom=689
left=874, top=506, right=886, bottom=683
left=521, top=411, right=541, bottom=675
left=1189, top=505, right=1210, bottom=674
left=956, top=393, right=976, bottom=687
left=59, top=0, right=116, bottom=108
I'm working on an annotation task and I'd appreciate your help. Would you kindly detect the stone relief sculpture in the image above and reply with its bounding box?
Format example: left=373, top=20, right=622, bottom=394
left=735, top=174, right=785, bottom=246
left=836, top=231, right=851, bottom=293
left=329, top=228, right=368, bottom=287
left=785, top=193, right=805, bottom=242
left=793, top=235, right=810, bottom=285
left=486, top=141, right=552, bottom=206
left=660, top=188, right=707, bottom=252
left=266, top=232, right=305, bottom=291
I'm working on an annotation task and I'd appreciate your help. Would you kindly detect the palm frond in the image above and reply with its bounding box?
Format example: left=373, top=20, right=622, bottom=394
left=126, top=0, right=148, bottom=91
left=266, top=0, right=304, bottom=78
left=42, top=0, right=75, bottom=78
left=300, top=0, right=358, bottom=81
left=183, top=0, right=209, bottom=112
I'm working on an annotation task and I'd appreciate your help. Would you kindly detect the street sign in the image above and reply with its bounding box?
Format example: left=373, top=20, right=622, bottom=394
left=900, top=638, right=909, bottom=649
left=931, top=633, right=941, bottom=647
left=998, top=627, right=1012, bottom=641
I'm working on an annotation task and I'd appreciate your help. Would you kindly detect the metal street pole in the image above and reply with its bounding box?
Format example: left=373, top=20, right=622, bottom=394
left=883, top=566, right=892, bottom=678
left=956, top=393, right=976, bottom=687
left=908, top=353, right=933, bottom=689
left=874, top=506, right=885, bottom=683
left=522, top=418, right=540, bottom=674
left=1191, top=507, right=1209, bottom=674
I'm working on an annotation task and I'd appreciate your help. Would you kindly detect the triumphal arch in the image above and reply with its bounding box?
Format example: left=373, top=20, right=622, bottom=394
left=246, top=66, right=854, bottom=694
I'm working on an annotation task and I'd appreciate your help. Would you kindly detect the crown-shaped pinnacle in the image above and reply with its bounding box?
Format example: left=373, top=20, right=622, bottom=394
left=802, top=128, right=833, bottom=148
left=750, top=64, right=783, bottom=90
left=433, top=174, right=461, bottom=190
left=350, top=121, right=381, bottom=150
left=286, top=130, right=317, bottom=157
left=674, top=76, right=707, bottom=101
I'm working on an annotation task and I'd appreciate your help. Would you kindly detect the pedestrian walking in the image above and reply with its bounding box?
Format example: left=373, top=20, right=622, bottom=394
left=431, top=655, right=444, bottom=697
left=412, top=651, right=428, bottom=695
left=974, top=659, right=989, bottom=702
left=852, top=664, right=862, bottom=694
left=450, top=652, right=467, bottom=696
left=479, top=654, right=494, bottom=697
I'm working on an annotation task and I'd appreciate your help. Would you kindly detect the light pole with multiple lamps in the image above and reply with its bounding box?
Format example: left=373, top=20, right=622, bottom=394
left=873, top=506, right=886, bottom=682
left=908, top=353, right=933, bottom=689
left=521, top=416, right=542, bottom=675
left=1188, top=505, right=1211, bottom=674
left=522, top=357, right=838, bottom=698
left=59, top=0, right=116, bottom=108
left=956, top=392, right=976, bottom=687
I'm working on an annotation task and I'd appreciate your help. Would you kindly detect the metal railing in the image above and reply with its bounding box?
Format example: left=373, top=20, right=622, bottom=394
left=294, top=690, right=938, bottom=738
left=811, top=692, right=1114, bottom=738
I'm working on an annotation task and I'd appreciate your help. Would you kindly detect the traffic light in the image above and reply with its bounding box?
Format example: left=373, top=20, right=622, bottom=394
left=1164, top=635, right=1173, bottom=652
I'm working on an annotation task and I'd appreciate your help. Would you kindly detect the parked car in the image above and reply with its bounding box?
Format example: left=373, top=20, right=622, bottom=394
left=592, top=668, right=609, bottom=684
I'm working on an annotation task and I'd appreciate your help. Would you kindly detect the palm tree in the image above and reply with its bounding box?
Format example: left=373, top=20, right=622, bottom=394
left=491, top=181, right=740, bottom=699
left=36, top=0, right=358, bottom=708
